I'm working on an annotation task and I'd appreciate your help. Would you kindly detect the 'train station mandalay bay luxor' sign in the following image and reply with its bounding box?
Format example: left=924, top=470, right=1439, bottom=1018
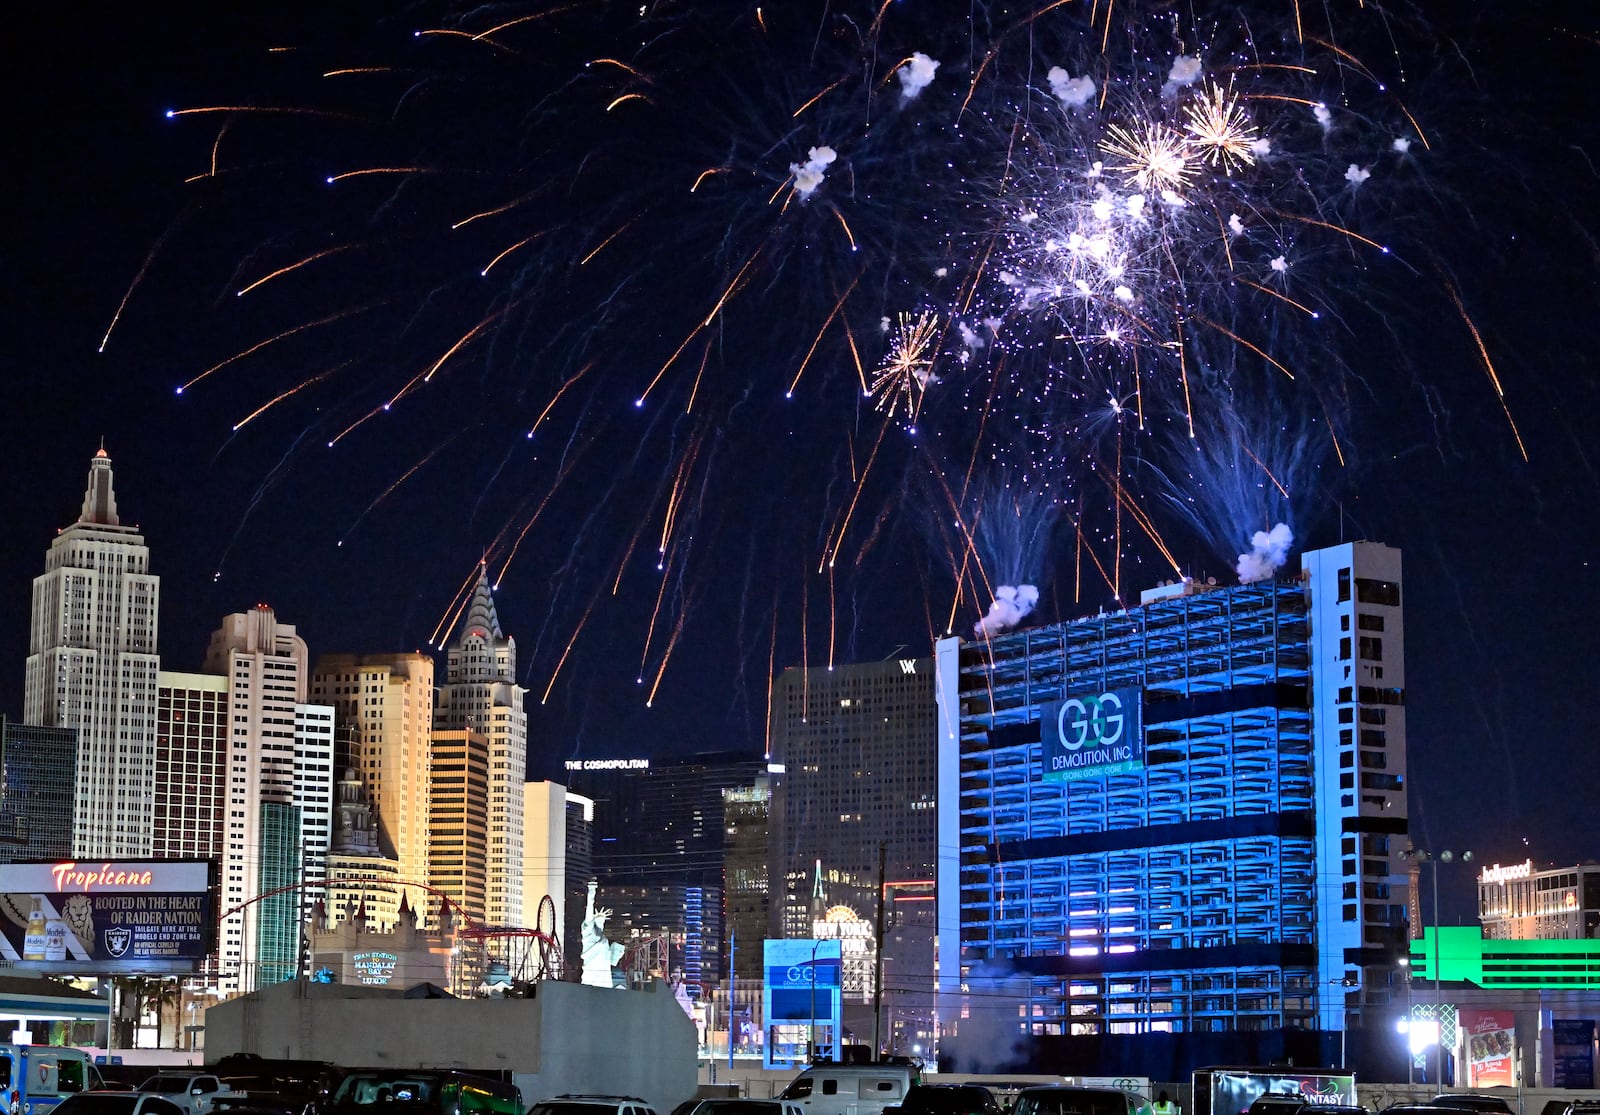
left=1041, top=687, right=1145, bottom=782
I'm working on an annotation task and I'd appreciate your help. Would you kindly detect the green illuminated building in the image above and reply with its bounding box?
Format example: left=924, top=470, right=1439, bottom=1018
left=1413, top=926, right=1600, bottom=989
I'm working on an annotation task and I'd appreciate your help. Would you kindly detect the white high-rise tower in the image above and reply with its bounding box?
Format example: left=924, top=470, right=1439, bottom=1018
left=204, top=606, right=334, bottom=992
left=24, top=448, right=161, bottom=858
left=435, top=565, right=527, bottom=928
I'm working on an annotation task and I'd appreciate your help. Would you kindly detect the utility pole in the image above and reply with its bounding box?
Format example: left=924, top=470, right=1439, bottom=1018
left=727, top=928, right=736, bottom=1070
left=872, top=842, right=886, bottom=1059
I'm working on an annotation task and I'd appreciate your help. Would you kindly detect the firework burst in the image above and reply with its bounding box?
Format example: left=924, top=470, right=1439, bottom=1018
left=136, top=0, right=1515, bottom=698
left=1100, top=122, right=1196, bottom=193
left=871, top=312, right=941, bottom=419
left=1183, top=84, right=1260, bottom=171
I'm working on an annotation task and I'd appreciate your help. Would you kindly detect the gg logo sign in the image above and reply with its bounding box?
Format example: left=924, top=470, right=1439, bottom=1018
left=1041, top=687, right=1144, bottom=783
left=1057, top=693, right=1126, bottom=750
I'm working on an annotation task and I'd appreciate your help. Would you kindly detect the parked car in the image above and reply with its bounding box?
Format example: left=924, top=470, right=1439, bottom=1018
left=323, top=1072, right=519, bottom=1115
left=53, top=1095, right=190, bottom=1115
left=779, top=1064, right=920, bottom=1115
left=210, top=1061, right=344, bottom=1115
left=881, top=1085, right=1003, bottom=1115
left=668, top=1100, right=801, bottom=1115
left=137, top=1077, right=231, bottom=1115
left=1298, top=1106, right=1367, bottom=1115
left=1540, top=1101, right=1600, bottom=1115
left=1245, top=1095, right=1308, bottom=1115
left=528, top=1097, right=660, bottom=1115
left=1009, top=1086, right=1152, bottom=1115
left=1429, top=1099, right=1513, bottom=1115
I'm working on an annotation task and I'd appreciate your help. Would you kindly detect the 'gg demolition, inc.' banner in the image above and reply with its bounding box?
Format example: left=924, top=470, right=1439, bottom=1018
left=0, top=860, right=216, bottom=975
left=1041, top=687, right=1145, bottom=782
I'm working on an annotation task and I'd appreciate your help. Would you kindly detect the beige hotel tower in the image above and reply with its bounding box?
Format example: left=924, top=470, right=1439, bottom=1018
left=435, top=565, right=528, bottom=928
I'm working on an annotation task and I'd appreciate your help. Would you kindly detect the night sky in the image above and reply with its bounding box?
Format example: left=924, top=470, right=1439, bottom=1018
left=2, top=2, right=1597, bottom=922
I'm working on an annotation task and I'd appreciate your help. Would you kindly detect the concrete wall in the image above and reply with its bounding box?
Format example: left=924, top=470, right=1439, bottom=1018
left=205, top=980, right=696, bottom=1113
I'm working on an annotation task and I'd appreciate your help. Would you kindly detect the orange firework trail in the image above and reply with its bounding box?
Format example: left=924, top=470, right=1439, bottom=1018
left=195, top=120, right=230, bottom=181
left=231, top=364, right=346, bottom=432
left=527, top=361, right=595, bottom=438
left=236, top=244, right=361, bottom=297
left=820, top=418, right=891, bottom=571
left=1193, top=317, right=1297, bottom=380
left=788, top=275, right=863, bottom=398
left=180, top=304, right=377, bottom=394
left=165, top=105, right=347, bottom=121
left=1446, top=281, right=1528, bottom=461
left=429, top=564, right=489, bottom=646
left=635, top=248, right=763, bottom=407
left=337, top=432, right=467, bottom=547
left=1235, top=276, right=1320, bottom=317
left=793, top=76, right=848, bottom=118
left=1271, top=211, right=1390, bottom=255
left=580, top=218, right=638, bottom=265
left=100, top=215, right=186, bottom=353
left=587, top=58, right=648, bottom=81
left=643, top=603, right=692, bottom=708
left=325, top=166, right=428, bottom=183
left=480, top=232, right=546, bottom=277
left=452, top=191, right=540, bottom=229
left=541, top=588, right=603, bottom=705
left=487, top=435, right=598, bottom=586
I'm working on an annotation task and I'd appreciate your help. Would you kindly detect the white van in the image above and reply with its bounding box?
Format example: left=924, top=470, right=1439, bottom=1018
left=779, top=1065, right=919, bottom=1115
left=0, top=1045, right=105, bottom=1115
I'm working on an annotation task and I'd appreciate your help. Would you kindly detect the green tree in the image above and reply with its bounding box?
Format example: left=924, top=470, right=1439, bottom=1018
left=114, top=977, right=179, bottom=1048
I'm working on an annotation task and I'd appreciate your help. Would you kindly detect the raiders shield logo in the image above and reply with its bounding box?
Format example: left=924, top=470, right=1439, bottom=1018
left=104, top=927, right=132, bottom=958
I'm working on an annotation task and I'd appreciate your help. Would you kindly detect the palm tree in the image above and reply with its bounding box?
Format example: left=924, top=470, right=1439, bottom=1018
left=114, top=977, right=180, bottom=1048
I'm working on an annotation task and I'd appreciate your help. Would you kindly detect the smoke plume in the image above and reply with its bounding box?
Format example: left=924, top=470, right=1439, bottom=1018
left=789, top=145, right=837, bottom=199
left=1047, top=67, right=1095, bottom=109
left=897, top=53, right=940, bottom=100
left=1236, top=522, right=1294, bottom=583
left=973, top=584, right=1040, bottom=638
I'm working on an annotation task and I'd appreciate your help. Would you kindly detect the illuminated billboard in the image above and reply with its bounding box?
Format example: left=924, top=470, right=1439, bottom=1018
left=762, top=938, right=842, bottom=1069
left=1041, top=686, right=1144, bottom=782
left=0, top=860, right=216, bottom=975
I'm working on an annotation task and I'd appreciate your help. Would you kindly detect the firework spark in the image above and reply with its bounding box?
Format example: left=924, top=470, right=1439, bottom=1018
left=1183, top=84, right=1260, bottom=171
left=871, top=312, right=940, bottom=418
left=1100, top=121, right=1195, bottom=192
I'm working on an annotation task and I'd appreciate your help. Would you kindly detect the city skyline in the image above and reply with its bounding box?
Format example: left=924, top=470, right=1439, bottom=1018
left=3, top=0, right=1598, bottom=901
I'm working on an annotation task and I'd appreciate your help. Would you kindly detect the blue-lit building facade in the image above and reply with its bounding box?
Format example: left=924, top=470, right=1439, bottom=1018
left=935, top=541, right=1409, bottom=1073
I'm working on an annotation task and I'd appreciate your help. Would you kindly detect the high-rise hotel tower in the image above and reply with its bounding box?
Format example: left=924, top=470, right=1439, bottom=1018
left=435, top=566, right=528, bottom=928
left=25, top=448, right=160, bottom=858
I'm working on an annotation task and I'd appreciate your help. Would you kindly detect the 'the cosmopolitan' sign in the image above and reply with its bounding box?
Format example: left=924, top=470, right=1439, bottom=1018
left=564, top=758, right=649, bottom=771
left=1041, top=687, right=1144, bottom=782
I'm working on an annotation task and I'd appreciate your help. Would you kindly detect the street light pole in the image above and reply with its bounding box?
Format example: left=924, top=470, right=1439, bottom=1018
left=1399, top=957, right=1413, bottom=1086
left=809, top=939, right=820, bottom=1063
left=1406, top=847, right=1473, bottom=1088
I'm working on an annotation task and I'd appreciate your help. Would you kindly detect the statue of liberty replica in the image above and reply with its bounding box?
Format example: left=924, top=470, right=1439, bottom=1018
left=580, top=880, right=626, bottom=988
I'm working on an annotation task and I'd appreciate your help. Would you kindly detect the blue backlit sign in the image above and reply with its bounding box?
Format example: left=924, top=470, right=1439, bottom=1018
left=1041, top=687, right=1144, bottom=782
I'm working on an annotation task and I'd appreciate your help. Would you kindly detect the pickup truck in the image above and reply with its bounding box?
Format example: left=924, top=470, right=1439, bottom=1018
left=137, top=1075, right=231, bottom=1115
